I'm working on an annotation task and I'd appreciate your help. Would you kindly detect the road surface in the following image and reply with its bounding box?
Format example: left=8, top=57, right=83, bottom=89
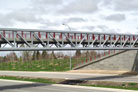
left=0, top=79, right=136, bottom=92
left=0, top=71, right=138, bottom=83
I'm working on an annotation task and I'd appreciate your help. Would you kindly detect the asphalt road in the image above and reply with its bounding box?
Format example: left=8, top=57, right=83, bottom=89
left=0, top=79, right=136, bottom=92
left=0, top=71, right=138, bottom=83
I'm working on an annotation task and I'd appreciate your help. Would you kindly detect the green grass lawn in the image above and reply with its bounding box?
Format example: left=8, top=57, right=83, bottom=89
left=0, top=58, right=78, bottom=71
left=0, top=76, right=56, bottom=84
left=0, top=51, right=113, bottom=71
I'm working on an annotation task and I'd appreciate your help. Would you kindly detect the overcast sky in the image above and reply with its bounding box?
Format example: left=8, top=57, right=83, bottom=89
left=0, top=0, right=138, bottom=56
left=0, top=0, right=138, bottom=34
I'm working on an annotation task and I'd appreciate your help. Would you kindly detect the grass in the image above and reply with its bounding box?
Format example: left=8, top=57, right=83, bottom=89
left=0, top=76, right=56, bottom=84
left=0, top=59, right=73, bottom=71
left=0, top=55, right=95, bottom=71
left=0, top=51, right=113, bottom=72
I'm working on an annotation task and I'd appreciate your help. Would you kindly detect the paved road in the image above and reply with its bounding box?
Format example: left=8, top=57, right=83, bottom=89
left=0, top=79, right=136, bottom=92
left=0, top=71, right=138, bottom=83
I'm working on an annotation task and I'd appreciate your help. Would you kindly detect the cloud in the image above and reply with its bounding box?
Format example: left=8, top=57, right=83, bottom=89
left=30, top=0, right=64, bottom=14
left=95, top=25, right=109, bottom=32
left=0, top=13, right=14, bottom=26
left=38, top=20, right=61, bottom=28
left=80, top=25, right=118, bottom=33
left=82, top=26, right=95, bottom=30
left=102, top=0, right=138, bottom=11
left=65, top=17, right=86, bottom=23
left=58, top=0, right=100, bottom=14
left=95, top=25, right=119, bottom=33
left=32, top=0, right=63, bottom=6
left=31, top=0, right=102, bottom=15
left=97, top=25, right=108, bottom=30
left=80, top=25, right=119, bottom=33
left=0, top=9, right=43, bottom=27
left=113, top=0, right=138, bottom=11
left=105, top=14, right=126, bottom=22
left=7, top=10, right=40, bottom=23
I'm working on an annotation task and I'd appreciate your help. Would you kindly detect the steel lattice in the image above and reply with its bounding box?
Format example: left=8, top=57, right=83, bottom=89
left=0, top=28, right=138, bottom=51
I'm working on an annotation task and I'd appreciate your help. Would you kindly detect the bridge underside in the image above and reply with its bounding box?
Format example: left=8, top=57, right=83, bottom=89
left=0, top=28, right=138, bottom=51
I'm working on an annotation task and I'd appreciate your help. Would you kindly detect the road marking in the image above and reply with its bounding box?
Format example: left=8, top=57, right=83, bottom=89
left=52, top=84, right=138, bottom=92
left=0, top=79, right=34, bottom=83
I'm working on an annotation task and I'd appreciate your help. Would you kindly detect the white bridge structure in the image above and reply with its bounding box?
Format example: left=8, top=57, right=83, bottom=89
left=0, top=28, right=137, bottom=51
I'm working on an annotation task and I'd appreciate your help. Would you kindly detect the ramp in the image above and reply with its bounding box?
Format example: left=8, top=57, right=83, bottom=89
left=73, top=50, right=127, bottom=70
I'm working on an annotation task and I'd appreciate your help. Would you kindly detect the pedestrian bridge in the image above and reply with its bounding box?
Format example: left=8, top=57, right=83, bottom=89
left=0, top=28, right=137, bottom=51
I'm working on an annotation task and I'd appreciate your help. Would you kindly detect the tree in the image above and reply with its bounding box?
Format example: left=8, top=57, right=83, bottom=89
left=56, top=52, right=64, bottom=58
left=12, top=52, right=18, bottom=61
left=90, top=51, right=97, bottom=56
left=32, top=51, right=36, bottom=60
left=36, top=51, right=41, bottom=60
left=5, top=52, right=18, bottom=62
left=75, top=50, right=81, bottom=57
left=3, top=56, right=7, bottom=62
left=86, top=50, right=89, bottom=58
left=51, top=51, right=57, bottom=59
left=22, top=51, right=32, bottom=61
left=0, top=56, right=3, bottom=62
left=21, top=44, right=32, bottom=61
left=42, top=51, right=48, bottom=59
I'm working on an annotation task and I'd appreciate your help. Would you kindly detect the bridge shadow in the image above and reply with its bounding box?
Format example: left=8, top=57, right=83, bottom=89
left=0, top=83, right=48, bottom=91
left=60, top=74, right=135, bottom=85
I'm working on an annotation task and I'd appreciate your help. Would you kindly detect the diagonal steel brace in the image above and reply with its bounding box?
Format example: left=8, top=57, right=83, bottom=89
left=33, top=32, right=46, bottom=47
left=16, top=33, right=31, bottom=47
left=0, top=33, right=14, bottom=47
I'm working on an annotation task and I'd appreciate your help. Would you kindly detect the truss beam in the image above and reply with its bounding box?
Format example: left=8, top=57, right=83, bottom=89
left=0, top=28, right=138, bottom=51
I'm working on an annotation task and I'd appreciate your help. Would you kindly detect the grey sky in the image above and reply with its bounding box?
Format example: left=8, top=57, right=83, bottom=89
left=105, top=14, right=126, bottom=22
left=0, top=0, right=138, bottom=33
left=0, top=0, right=138, bottom=56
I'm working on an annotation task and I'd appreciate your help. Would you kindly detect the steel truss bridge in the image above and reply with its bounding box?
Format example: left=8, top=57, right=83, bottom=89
left=0, top=28, right=137, bottom=51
